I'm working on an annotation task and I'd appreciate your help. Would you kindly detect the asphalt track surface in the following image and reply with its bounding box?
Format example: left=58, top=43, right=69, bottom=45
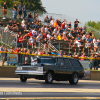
left=0, top=78, right=100, bottom=98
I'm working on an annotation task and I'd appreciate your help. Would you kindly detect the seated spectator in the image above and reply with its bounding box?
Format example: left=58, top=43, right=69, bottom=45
left=89, top=31, right=93, bottom=37
left=81, top=52, right=86, bottom=60
left=50, top=19, right=54, bottom=26
left=54, top=20, right=58, bottom=28
left=89, top=41, right=94, bottom=53
left=34, top=13, right=38, bottom=21
left=47, top=32, right=51, bottom=39
left=28, top=13, right=33, bottom=22
left=44, top=15, right=50, bottom=23
left=83, top=41, right=90, bottom=52
left=41, top=50, right=46, bottom=55
left=67, top=52, right=72, bottom=57
left=58, top=50, right=63, bottom=56
left=43, top=38, right=47, bottom=49
left=57, top=33, right=62, bottom=40
left=51, top=50, right=57, bottom=55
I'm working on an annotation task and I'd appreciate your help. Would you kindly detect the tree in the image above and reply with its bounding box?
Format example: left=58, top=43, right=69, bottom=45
left=0, top=0, right=47, bottom=13
left=85, top=21, right=100, bottom=39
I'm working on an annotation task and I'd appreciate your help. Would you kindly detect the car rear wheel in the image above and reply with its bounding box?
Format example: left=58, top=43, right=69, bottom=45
left=45, top=72, right=53, bottom=83
left=69, top=73, right=78, bottom=85
left=20, top=75, right=27, bottom=82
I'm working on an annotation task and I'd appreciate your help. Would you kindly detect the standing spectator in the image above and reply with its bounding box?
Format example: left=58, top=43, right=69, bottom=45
left=93, top=54, right=98, bottom=70
left=89, top=53, right=94, bottom=70
left=74, top=19, right=82, bottom=29
left=3, top=2, right=7, bottom=19
left=94, top=40, right=98, bottom=52
left=22, top=5, right=27, bottom=18
left=68, top=22, right=72, bottom=29
left=18, top=3, right=22, bottom=19
left=29, top=36, right=34, bottom=48
left=13, top=4, right=17, bottom=19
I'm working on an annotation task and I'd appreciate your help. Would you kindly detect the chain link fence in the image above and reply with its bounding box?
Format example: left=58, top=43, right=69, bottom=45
left=0, top=27, right=17, bottom=48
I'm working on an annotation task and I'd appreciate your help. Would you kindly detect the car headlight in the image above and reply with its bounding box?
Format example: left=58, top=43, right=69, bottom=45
left=37, top=67, right=43, bottom=71
left=17, top=67, right=22, bottom=70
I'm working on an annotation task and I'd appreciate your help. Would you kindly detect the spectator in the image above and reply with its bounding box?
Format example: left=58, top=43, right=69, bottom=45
left=74, top=19, right=82, bottom=29
left=28, top=13, right=33, bottom=22
left=41, top=50, right=46, bottom=55
left=58, top=50, right=63, bottom=56
left=94, top=40, right=98, bottom=52
left=34, top=13, right=38, bottom=21
left=22, top=5, right=27, bottom=18
left=13, top=4, right=17, bottom=19
left=68, top=22, right=72, bottom=30
left=44, top=15, right=50, bottom=23
left=81, top=52, right=86, bottom=60
left=89, top=53, right=94, bottom=70
left=93, top=54, right=98, bottom=70
left=3, top=2, right=7, bottom=19
left=50, top=19, right=54, bottom=26
left=51, top=50, right=57, bottom=55
left=18, top=3, right=22, bottom=19
left=29, top=36, right=34, bottom=48
left=89, top=41, right=94, bottom=53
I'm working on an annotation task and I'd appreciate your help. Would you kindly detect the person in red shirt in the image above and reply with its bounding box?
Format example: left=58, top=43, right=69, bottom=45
left=43, top=32, right=47, bottom=38
left=28, top=30, right=33, bottom=37
left=41, top=50, right=46, bottom=55
left=15, top=47, right=19, bottom=53
left=61, top=22, right=65, bottom=30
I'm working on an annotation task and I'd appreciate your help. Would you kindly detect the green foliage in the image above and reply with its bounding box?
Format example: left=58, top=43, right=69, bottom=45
left=0, top=0, right=46, bottom=13
left=85, top=21, right=100, bottom=39
left=86, top=21, right=100, bottom=30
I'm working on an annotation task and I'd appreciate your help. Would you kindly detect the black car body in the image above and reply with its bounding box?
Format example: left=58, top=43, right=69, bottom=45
left=15, top=56, right=84, bottom=84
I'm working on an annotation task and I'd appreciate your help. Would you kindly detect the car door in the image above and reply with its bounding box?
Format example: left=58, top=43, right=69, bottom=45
left=69, top=59, right=82, bottom=72
left=63, top=58, right=74, bottom=74
left=55, top=57, right=65, bottom=75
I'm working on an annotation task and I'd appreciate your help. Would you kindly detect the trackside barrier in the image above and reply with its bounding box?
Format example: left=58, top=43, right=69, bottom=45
left=0, top=51, right=99, bottom=60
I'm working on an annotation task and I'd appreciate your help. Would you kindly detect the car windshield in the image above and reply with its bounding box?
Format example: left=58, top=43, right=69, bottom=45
left=31, top=57, right=56, bottom=65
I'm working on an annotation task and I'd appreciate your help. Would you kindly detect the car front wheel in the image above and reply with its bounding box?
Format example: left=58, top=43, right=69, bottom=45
left=69, top=73, right=78, bottom=85
left=20, top=75, right=27, bottom=82
left=45, top=72, right=53, bottom=83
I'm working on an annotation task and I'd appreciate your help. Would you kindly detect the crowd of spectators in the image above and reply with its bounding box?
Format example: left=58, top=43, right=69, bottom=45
left=1, top=2, right=100, bottom=70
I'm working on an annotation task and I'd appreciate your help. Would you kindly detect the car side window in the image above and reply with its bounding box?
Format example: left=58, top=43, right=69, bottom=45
left=58, top=58, right=64, bottom=65
left=70, top=59, right=82, bottom=67
left=64, top=58, right=70, bottom=66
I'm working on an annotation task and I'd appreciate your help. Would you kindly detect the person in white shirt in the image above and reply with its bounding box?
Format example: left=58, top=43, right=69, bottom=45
left=94, top=40, right=98, bottom=52
left=47, top=32, right=51, bottom=39
left=50, top=19, right=54, bottom=26
left=29, top=36, right=34, bottom=48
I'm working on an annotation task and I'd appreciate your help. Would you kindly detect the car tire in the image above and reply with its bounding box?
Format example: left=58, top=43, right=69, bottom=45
left=69, top=73, right=78, bottom=85
left=45, top=72, right=53, bottom=83
left=20, top=75, right=27, bottom=82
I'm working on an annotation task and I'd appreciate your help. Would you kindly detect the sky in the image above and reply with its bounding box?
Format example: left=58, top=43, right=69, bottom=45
left=41, top=0, right=100, bottom=25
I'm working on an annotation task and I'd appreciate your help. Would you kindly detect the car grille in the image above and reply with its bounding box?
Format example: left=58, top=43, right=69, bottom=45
left=23, top=67, right=38, bottom=70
